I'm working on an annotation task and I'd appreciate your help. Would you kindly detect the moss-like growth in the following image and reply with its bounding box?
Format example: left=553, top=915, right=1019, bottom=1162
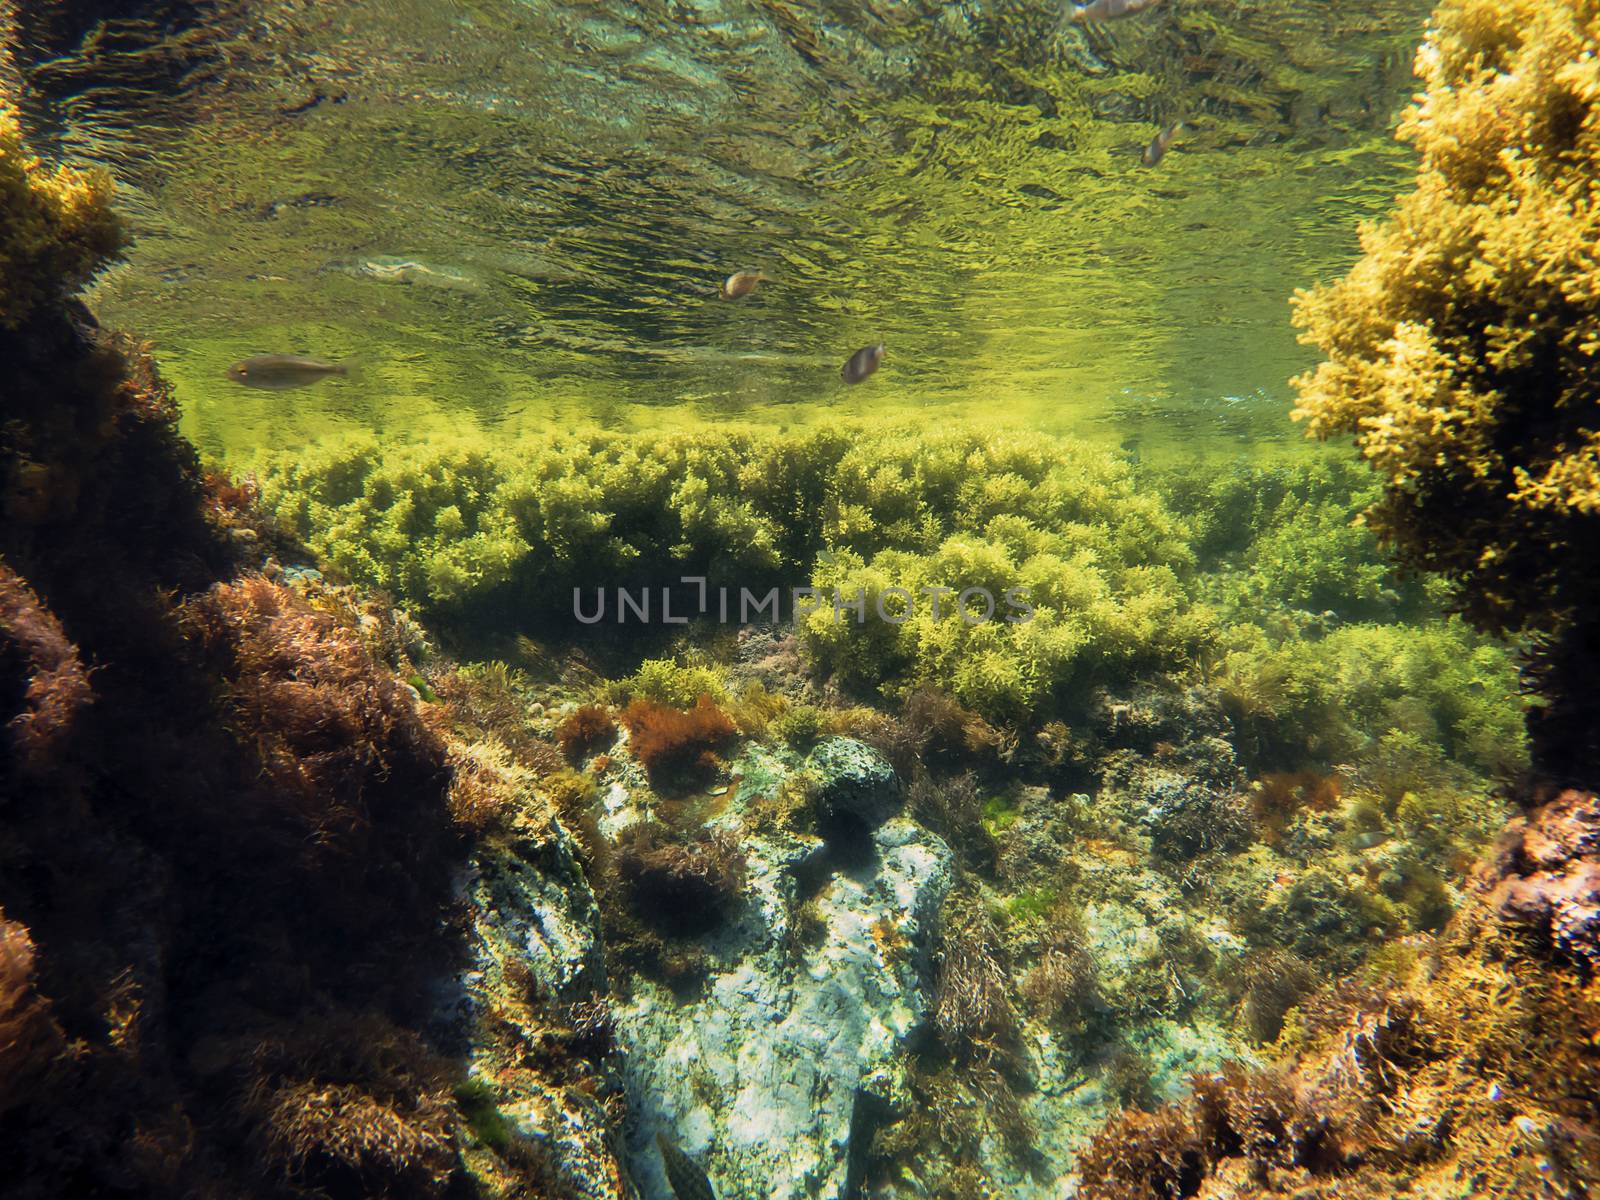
left=768, top=702, right=826, bottom=750
left=1290, top=0, right=1600, bottom=775
left=0, top=110, right=121, bottom=329
left=454, top=1079, right=516, bottom=1156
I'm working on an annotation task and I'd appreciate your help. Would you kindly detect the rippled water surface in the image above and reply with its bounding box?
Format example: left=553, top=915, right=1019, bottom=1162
left=16, top=0, right=1431, bottom=461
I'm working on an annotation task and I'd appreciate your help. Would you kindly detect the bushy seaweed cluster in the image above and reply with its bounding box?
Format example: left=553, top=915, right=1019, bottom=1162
left=1292, top=0, right=1600, bottom=778
left=0, top=111, right=120, bottom=329
left=257, top=424, right=1528, bottom=774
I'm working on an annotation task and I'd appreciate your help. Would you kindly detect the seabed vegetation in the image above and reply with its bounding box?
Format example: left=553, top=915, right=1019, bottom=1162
left=4, top=0, right=1600, bottom=1198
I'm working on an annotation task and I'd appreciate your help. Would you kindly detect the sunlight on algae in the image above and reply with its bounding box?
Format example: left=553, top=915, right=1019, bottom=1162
left=18, top=1, right=1600, bottom=1198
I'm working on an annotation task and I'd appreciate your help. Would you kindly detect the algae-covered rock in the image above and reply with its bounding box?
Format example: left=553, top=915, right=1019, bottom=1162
left=805, top=735, right=904, bottom=830
left=0, top=109, right=120, bottom=329
left=615, top=815, right=953, bottom=1200
left=448, top=817, right=627, bottom=1200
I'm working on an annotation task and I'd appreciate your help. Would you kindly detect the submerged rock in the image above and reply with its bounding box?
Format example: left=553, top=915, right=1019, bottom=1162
left=615, top=815, right=953, bottom=1200
left=1484, top=789, right=1600, bottom=972
left=444, top=817, right=626, bottom=1199
left=806, top=736, right=904, bottom=829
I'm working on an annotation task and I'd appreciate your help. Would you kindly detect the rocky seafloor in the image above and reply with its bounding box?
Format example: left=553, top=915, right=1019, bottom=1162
left=8, top=0, right=1600, bottom=1194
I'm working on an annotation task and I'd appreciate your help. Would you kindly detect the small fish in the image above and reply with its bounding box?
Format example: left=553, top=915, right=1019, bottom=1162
left=1350, top=830, right=1391, bottom=851
left=1141, top=121, right=1183, bottom=168
left=718, top=270, right=770, bottom=300
left=657, top=1133, right=716, bottom=1200
left=841, top=343, right=885, bottom=384
left=1071, top=0, right=1161, bottom=22
left=226, top=355, right=347, bottom=390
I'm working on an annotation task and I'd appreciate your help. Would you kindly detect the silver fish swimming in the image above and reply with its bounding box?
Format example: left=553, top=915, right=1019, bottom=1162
left=1141, top=121, right=1183, bottom=167
left=841, top=343, right=885, bottom=384
left=718, top=270, right=769, bottom=300
left=226, top=355, right=348, bottom=390
left=1071, top=0, right=1161, bottom=22
left=657, top=1133, right=716, bottom=1200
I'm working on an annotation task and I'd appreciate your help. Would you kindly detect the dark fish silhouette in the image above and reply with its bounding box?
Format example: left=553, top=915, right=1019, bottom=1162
left=1071, top=0, right=1161, bottom=22
left=841, top=343, right=885, bottom=384
left=1141, top=121, right=1183, bottom=167
left=719, top=270, right=770, bottom=300
left=226, top=355, right=347, bottom=390
left=657, top=1132, right=716, bottom=1200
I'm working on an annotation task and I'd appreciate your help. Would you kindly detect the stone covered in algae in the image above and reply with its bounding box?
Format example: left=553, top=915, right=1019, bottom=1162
left=0, top=110, right=120, bottom=329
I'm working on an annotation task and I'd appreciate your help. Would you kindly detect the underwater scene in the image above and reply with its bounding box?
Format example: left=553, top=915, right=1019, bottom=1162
left=3, top=0, right=1600, bottom=1197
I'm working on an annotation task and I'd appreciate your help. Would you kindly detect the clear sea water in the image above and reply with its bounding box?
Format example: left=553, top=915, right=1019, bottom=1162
left=15, top=0, right=1430, bottom=464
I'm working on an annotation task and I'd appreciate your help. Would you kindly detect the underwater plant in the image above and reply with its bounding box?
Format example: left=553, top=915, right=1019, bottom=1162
left=446, top=735, right=535, bottom=834
left=908, top=771, right=999, bottom=874
left=241, top=1014, right=459, bottom=1198
left=614, top=820, right=748, bottom=937
left=620, top=694, right=737, bottom=786
left=1233, top=949, right=1319, bottom=1045
left=180, top=575, right=453, bottom=859
left=0, top=110, right=120, bottom=328
left=0, top=560, right=92, bottom=773
left=1291, top=0, right=1600, bottom=777
left=932, top=898, right=1020, bottom=1066
left=1216, top=616, right=1527, bottom=777
left=0, top=913, right=63, bottom=1118
left=556, top=703, right=618, bottom=763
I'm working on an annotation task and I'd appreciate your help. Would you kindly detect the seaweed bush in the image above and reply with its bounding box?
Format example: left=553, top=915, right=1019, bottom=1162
left=259, top=423, right=1531, bottom=783
left=556, top=703, right=617, bottom=763
left=181, top=576, right=452, bottom=841
left=802, top=429, right=1214, bottom=723
left=1291, top=0, right=1600, bottom=777
left=932, top=898, right=1020, bottom=1066
left=256, top=427, right=1216, bottom=725
left=241, top=1014, right=459, bottom=1197
left=0, top=111, right=120, bottom=328
left=0, top=560, right=92, bottom=772
left=257, top=428, right=845, bottom=611
left=620, top=695, right=736, bottom=786
left=1218, top=616, right=1526, bottom=776
left=0, top=913, right=63, bottom=1118
left=614, top=821, right=747, bottom=936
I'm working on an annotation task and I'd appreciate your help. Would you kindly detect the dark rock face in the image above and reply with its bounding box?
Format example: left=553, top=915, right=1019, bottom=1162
left=1483, top=789, right=1600, bottom=972
left=0, top=136, right=475, bottom=1199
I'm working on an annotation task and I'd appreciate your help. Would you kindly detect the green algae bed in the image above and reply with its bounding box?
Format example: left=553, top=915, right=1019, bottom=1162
left=6, top=1, right=1600, bottom=1199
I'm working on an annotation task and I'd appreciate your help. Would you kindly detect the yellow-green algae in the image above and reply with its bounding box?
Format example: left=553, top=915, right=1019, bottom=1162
left=255, top=420, right=1526, bottom=787
left=1293, top=0, right=1600, bottom=642
left=0, top=110, right=120, bottom=328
